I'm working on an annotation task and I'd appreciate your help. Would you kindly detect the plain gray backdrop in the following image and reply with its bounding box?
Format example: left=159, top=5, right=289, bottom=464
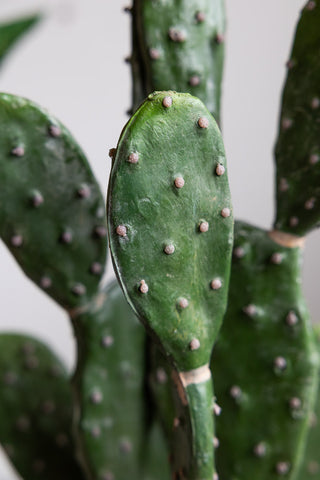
left=0, top=0, right=318, bottom=477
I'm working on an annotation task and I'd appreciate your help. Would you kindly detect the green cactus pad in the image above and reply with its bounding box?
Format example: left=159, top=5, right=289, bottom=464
left=0, top=333, right=84, bottom=480
left=108, top=91, right=233, bottom=479
left=72, top=280, right=163, bottom=480
left=213, top=221, right=319, bottom=479
left=0, top=14, right=40, bottom=65
left=108, top=91, right=233, bottom=372
left=0, top=92, right=107, bottom=310
left=274, top=1, right=320, bottom=235
left=132, top=0, right=225, bottom=121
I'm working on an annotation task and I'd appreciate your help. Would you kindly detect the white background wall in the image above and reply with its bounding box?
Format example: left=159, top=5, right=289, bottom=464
left=0, top=0, right=318, bottom=478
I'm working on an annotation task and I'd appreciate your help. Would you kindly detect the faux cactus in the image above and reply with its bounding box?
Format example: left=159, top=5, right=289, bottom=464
left=0, top=1, right=320, bottom=480
left=0, top=333, right=84, bottom=480
left=107, top=90, right=233, bottom=479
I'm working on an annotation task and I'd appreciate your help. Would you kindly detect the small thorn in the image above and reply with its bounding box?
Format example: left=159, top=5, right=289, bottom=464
left=48, top=124, right=61, bottom=138
left=162, top=96, right=173, bottom=108
left=174, top=176, right=185, bottom=188
left=139, top=280, right=149, bottom=293
left=221, top=207, right=231, bottom=218
left=77, top=183, right=91, bottom=199
left=90, top=262, right=103, bottom=275
left=71, top=283, right=86, bottom=296
left=128, top=152, right=139, bottom=164
left=156, top=368, right=167, bottom=384
left=189, top=338, right=200, bottom=351
left=215, top=33, right=224, bottom=44
left=213, top=403, right=222, bottom=416
left=31, top=190, right=44, bottom=207
left=230, top=385, right=242, bottom=399
left=173, top=417, right=180, bottom=428
left=198, top=116, right=209, bottom=129
left=253, top=442, right=267, bottom=457
left=305, top=1, right=316, bottom=10
left=90, top=389, right=103, bottom=404
left=213, top=437, right=220, bottom=448
left=60, top=230, right=73, bottom=244
left=101, top=335, right=114, bottom=348
left=289, top=216, right=299, bottom=227
left=199, top=221, right=209, bottom=233
left=94, top=226, right=108, bottom=238
left=11, top=146, right=25, bottom=157
left=311, top=97, right=320, bottom=109
left=211, top=278, right=222, bottom=290
left=286, top=59, right=295, bottom=69
left=305, top=197, right=315, bottom=210
left=189, top=75, right=201, bottom=87
left=109, top=148, right=116, bottom=159
left=116, top=225, right=127, bottom=237
left=289, top=397, right=302, bottom=409
left=286, top=311, right=298, bottom=326
left=233, top=246, right=245, bottom=258
left=90, top=426, right=101, bottom=438
left=149, top=48, right=160, bottom=60
left=215, top=164, right=225, bottom=176
left=282, top=117, right=293, bottom=130
left=243, top=304, right=256, bottom=317
left=195, top=11, right=205, bottom=23
left=274, top=356, right=287, bottom=371
left=307, top=461, right=320, bottom=475
left=178, top=297, right=189, bottom=309
left=11, top=235, right=23, bottom=247
left=279, top=178, right=289, bottom=192
left=40, top=276, right=52, bottom=289
left=164, top=244, right=175, bottom=255
left=119, top=439, right=132, bottom=454
left=276, top=461, right=290, bottom=475
left=309, top=153, right=319, bottom=164
left=270, top=252, right=283, bottom=265
left=168, top=27, right=186, bottom=43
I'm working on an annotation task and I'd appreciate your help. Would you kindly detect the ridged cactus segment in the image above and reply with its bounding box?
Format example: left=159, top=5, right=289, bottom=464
left=108, top=91, right=233, bottom=372
left=0, top=333, right=84, bottom=480
left=0, top=14, right=40, bottom=65
left=213, top=221, right=319, bottom=480
left=132, top=0, right=226, bottom=120
left=0, top=93, right=107, bottom=309
left=274, top=1, right=320, bottom=235
left=72, top=280, right=154, bottom=480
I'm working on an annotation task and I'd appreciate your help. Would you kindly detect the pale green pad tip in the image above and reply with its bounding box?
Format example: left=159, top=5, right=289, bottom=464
left=134, top=0, right=225, bottom=121
left=72, top=280, right=155, bottom=480
left=0, top=14, right=40, bottom=64
left=274, top=1, right=320, bottom=235
left=0, top=333, right=84, bottom=480
left=0, top=92, right=107, bottom=309
left=213, top=221, right=319, bottom=479
left=108, top=91, right=233, bottom=372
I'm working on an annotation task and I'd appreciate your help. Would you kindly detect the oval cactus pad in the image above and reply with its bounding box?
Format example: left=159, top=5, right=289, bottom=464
left=0, top=93, right=107, bottom=310
left=108, top=91, right=233, bottom=373
left=274, top=1, right=320, bottom=235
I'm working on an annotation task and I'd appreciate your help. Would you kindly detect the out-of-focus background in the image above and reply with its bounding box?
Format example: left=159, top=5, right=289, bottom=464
left=0, top=0, right=317, bottom=477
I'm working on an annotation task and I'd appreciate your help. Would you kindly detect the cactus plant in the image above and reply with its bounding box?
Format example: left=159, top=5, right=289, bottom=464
left=0, top=1, right=320, bottom=480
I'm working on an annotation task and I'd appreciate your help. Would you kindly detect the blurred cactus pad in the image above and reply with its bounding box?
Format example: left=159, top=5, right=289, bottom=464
left=0, top=1, right=320, bottom=480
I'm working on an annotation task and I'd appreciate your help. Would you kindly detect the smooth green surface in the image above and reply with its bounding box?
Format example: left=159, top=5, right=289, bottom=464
left=213, top=221, right=319, bottom=479
left=108, top=91, right=233, bottom=372
left=72, top=280, right=168, bottom=480
left=133, top=0, right=225, bottom=121
left=0, top=333, right=84, bottom=480
left=0, top=14, right=40, bottom=65
left=0, top=92, right=107, bottom=310
left=274, top=1, right=320, bottom=235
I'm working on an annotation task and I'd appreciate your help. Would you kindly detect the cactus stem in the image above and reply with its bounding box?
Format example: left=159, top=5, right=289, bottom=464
left=116, top=225, right=127, bottom=237
left=174, top=176, right=185, bottom=188
left=210, top=278, right=222, bottom=290
left=11, top=146, right=24, bottom=157
left=164, top=244, right=175, bottom=255
left=162, top=96, right=173, bottom=108
left=139, top=280, right=149, bottom=293
left=128, top=152, right=139, bottom=164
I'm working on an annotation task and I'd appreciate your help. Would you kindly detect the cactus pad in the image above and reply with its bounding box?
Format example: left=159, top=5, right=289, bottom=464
left=0, top=93, right=107, bottom=310
left=108, top=91, right=233, bottom=479
left=0, top=333, right=84, bottom=480
left=274, top=1, right=320, bottom=235
left=213, top=221, right=319, bottom=479
left=72, top=280, right=163, bottom=480
left=132, top=0, right=225, bottom=121
left=0, top=14, right=40, bottom=65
